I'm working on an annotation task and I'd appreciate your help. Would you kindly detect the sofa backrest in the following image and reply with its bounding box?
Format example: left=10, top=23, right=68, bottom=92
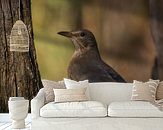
left=89, top=82, right=133, bottom=105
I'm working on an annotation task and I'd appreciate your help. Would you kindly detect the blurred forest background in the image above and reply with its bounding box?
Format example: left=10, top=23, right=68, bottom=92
left=31, top=0, right=156, bottom=82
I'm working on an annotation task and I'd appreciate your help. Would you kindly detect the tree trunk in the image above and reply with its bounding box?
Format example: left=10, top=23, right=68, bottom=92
left=70, top=0, right=83, bottom=30
left=0, top=0, right=43, bottom=113
left=151, top=57, right=159, bottom=79
left=149, top=0, right=163, bottom=80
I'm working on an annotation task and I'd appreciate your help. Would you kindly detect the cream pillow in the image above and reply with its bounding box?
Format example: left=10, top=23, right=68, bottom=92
left=157, top=81, right=163, bottom=100
left=42, top=80, right=66, bottom=103
left=53, top=88, right=88, bottom=103
left=149, top=79, right=163, bottom=100
left=64, top=78, right=90, bottom=99
left=131, top=80, right=159, bottom=102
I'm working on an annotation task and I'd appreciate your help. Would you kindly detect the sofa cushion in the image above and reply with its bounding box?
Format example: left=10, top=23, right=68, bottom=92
left=108, top=101, right=163, bottom=117
left=53, top=88, right=88, bottom=103
left=40, top=101, right=107, bottom=117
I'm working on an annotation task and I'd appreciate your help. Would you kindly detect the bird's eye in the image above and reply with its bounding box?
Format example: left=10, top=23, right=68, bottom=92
left=80, top=32, right=85, bottom=37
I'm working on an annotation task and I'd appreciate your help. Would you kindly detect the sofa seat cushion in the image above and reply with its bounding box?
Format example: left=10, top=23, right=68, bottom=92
left=40, top=101, right=107, bottom=117
left=108, top=101, right=163, bottom=117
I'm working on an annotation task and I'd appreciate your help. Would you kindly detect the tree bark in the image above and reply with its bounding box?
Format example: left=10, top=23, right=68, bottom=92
left=149, top=0, right=163, bottom=80
left=0, top=0, right=43, bottom=113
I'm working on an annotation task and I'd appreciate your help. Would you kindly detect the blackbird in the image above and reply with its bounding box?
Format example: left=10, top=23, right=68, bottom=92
left=58, top=29, right=126, bottom=83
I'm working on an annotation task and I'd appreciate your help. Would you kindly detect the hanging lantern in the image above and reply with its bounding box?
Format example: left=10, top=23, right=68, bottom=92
left=10, top=0, right=29, bottom=52
left=10, top=20, right=29, bottom=52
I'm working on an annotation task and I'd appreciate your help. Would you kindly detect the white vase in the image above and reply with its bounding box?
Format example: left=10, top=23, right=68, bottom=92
left=8, top=97, right=29, bottom=129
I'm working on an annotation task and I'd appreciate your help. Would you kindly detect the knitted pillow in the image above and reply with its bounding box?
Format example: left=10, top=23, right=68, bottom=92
left=131, top=80, right=159, bottom=102
left=42, top=80, right=66, bottom=103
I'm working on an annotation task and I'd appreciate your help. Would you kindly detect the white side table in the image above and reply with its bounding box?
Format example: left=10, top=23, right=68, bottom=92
left=8, top=97, right=29, bottom=129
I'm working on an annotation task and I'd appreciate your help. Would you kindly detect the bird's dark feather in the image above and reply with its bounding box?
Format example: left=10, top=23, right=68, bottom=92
left=68, top=51, right=126, bottom=82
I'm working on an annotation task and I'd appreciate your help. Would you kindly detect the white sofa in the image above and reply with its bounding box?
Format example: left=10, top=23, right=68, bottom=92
left=31, top=82, right=163, bottom=130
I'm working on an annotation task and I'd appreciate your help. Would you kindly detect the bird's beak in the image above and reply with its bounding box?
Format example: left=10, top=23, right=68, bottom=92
left=57, top=31, right=72, bottom=38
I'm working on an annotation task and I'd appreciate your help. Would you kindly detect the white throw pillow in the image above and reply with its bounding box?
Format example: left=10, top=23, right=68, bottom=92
left=64, top=78, right=90, bottom=99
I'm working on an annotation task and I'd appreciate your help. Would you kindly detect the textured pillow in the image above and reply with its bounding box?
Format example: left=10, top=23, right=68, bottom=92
left=53, top=88, right=88, bottom=103
left=64, top=78, right=90, bottom=99
left=157, top=81, right=163, bottom=100
left=42, top=80, right=66, bottom=103
left=131, top=80, right=159, bottom=102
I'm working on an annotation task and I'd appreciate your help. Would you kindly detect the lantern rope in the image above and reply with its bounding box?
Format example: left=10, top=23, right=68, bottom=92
left=19, top=0, right=21, bottom=20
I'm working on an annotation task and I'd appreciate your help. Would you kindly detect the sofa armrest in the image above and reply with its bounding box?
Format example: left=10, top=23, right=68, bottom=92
left=31, top=88, right=45, bottom=119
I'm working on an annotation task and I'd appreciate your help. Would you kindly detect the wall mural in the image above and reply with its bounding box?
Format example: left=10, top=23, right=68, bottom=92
left=32, top=0, right=158, bottom=82
left=0, top=0, right=163, bottom=112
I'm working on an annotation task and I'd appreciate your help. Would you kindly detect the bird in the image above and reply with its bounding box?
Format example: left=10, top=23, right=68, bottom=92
left=58, top=29, right=126, bottom=83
